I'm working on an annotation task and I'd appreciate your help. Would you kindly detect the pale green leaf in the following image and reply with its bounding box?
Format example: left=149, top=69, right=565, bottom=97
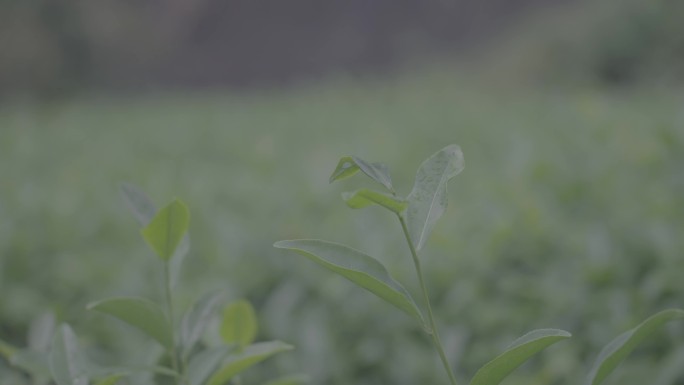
left=186, top=346, right=233, bottom=385
left=220, top=300, right=258, bottom=349
left=407, top=144, right=464, bottom=251
left=141, top=199, right=190, bottom=261
left=49, top=324, right=89, bottom=385
left=181, top=291, right=225, bottom=357
left=342, top=189, right=407, bottom=214
left=274, top=239, right=424, bottom=325
left=329, top=156, right=394, bottom=192
left=470, top=328, right=571, bottom=385
left=586, top=308, right=684, bottom=385
left=206, top=341, right=293, bottom=385
left=87, top=297, right=173, bottom=350
left=120, top=183, right=190, bottom=287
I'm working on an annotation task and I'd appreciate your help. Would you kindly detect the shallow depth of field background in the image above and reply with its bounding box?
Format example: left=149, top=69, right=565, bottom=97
left=2, top=0, right=684, bottom=384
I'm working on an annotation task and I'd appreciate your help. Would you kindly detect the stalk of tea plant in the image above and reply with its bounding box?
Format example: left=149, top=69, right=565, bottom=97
left=276, top=145, right=571, bottom=385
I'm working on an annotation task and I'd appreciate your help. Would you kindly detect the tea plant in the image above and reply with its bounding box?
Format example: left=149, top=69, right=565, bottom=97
left=275, top=145, right=684, bottom=385
left=0, top=184, right=304, bottom=385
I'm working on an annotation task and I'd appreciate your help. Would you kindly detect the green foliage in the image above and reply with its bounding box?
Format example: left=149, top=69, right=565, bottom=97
left=0, top=186, right=300, bottom=385
left=207, top=341, right=294, bottom=385
left=329, top=156, right=395, bottom=193
left=469, top=329, right=571, bottom=385
left=49, top=324, right=88, bottom=385
left=88, top=297, right=174, bottom=350
left=406, top=144, right=464, bottom=252
left=274, top=240, right=424, bottom=325
left=342, top=189, right=407, bottom=213
left=2, top=81, right=684, bottom=385
left=220, top=300, right=258, bottom=349
left=586, top=309, right=684, bottom=385
left=141, top=199, right=190, bottom=261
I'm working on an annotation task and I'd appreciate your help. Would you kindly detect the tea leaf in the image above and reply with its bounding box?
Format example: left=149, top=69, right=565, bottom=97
left=470, top=328, right=571, bottom=385
left=274, top=239, right=424, bottom=325
left=342, top=189, right=407, bottom=214
left=49, top=324, right=88, bottom=385
left=220, top=300, right=258, bottom=349
left=120, top=183, right=189, bottom=287
left=141, top=199, right=190, bottom=261
left=181, top=290, right=225, bottom=357
left=186, top=346, right=233, bottom=385
left=586, top=308, right=684, bottom=385
left=206, top=341, right=293, bottom=385
left=330, top=156, right=394, bottom=192
left=88, top=297, right=173, bottom=350
left=406, top=144, right=464, bottom=251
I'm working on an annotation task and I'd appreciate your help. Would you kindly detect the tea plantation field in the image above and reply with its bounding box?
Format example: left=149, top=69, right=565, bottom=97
left=2, top=72, right=684, bottom=384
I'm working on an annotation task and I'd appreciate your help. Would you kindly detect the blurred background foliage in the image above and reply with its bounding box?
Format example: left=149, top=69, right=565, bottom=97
left=1, top=0, right=684, bottom=384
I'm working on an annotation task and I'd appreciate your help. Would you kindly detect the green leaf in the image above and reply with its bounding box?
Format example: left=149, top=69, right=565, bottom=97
left=274, top=239, right=424, bottom=325
left=94, top=375, right=124, bottom=385
left=28, top=312, right=56, bottom=354
left=181, top=291, right=226, bottom=357
left=586, top=308, right=684, bottom=385
left=406, top=144, right=464, bottom=251
left=206, top=341, right=293, bottom=385
left=186, top=346, right=233, bottom=385
left=87, top=297, right=174, bottom=350
left=470, top=328, right=571, bottom=385
left=49, top=324, right=88, bottom=385
left=329, top=156, right=394, bottom=192
left=120, top=182, right=156, bottom=226
left=141, top=199, right=190, bottom=261
left=342, top=189, right=408, bottom=214
left=120, top=183, right=190, bottom=287
left=220, top=300, right=258, bottom=349
left=261, top=374, right=310, bottom=385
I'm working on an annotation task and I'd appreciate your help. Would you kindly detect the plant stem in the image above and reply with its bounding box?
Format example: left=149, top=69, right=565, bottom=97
left=164, top=262, right=181, bottom=384
left=398, top=214, right=458, bottom=385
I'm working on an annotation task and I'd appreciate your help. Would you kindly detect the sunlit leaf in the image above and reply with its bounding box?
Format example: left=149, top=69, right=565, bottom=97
left=181, top=290, right=225, bottom=357
left=342, top=189, right=407, bottom=214
left=141, top=199, right=190, bottom=261
left=406, top=144, right=464, bottom=251
left=586, top=308, right=684, bottom=385
left=330, top=156, right=394, bottom=192
left=274, top=239, right=424, bottom=325
left=206, top=341, right=293, bottom=385
left=186, top=346, right=233, bottom=385
left=470, top=328, right=571, bottom=385
left=120, top=183, right=189, bottom=287
left=49, top=324, right=88, bottom=385
left=88, top=297, right=173, bottom=350
left=220, top=300, right=258, bottom=349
